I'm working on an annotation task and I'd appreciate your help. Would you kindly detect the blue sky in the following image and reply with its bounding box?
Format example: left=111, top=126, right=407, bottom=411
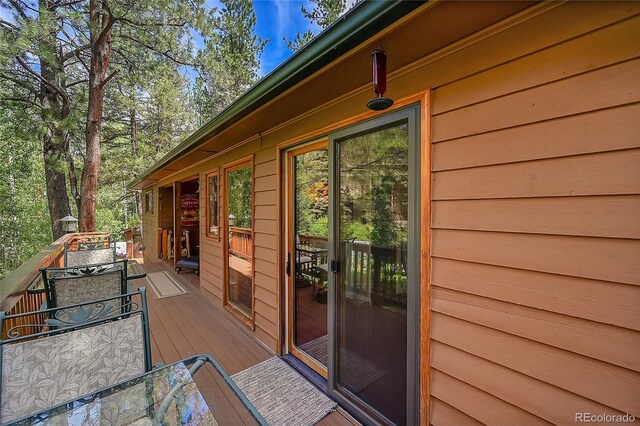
left=253, top=1, right=320, bottom=76
left=203, top=0, right=320, bottom=77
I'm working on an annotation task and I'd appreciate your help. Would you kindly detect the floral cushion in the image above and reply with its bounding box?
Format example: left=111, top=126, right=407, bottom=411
left=65, top=248, right=115, bottom=267
left=0, top=314, right=145, bottom=423
left=54, top=270, right=122, bottom=307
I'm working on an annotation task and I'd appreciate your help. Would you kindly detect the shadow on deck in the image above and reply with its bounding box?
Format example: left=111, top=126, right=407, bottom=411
left=138, top=259, right=358, bottom=426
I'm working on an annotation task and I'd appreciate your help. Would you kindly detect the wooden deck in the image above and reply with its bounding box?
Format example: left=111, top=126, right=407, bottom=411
left=138, top=259, right=359, bottom=426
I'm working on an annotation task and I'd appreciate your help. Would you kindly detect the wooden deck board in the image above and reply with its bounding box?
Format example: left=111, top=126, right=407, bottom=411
left=139, top=259, right=359, bottom=425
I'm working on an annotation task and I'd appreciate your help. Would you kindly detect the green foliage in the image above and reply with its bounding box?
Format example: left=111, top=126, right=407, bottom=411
left=0, top=0, right=266, bottom=278
left=285, top=0, right=347, bottom=51
left=227, top=166, right=252, bottom=229
left=0, top=109, right=52, bottom=279
left=195, top=0, right=268, bottom=121
left=339, top=124, right=409, bottom=248
left=295, top=149, right=329, bottom=238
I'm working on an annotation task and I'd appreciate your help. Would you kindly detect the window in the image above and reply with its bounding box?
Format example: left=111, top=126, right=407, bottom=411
left=223, top=157, right=254, bottom=324
left=206, top=169, right=220, bottom=239
left=144, top=190, right=154, bottom=214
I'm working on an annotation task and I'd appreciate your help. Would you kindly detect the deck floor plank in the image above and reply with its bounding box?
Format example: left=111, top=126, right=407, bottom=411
left=141, top=259, right=359, bottom=425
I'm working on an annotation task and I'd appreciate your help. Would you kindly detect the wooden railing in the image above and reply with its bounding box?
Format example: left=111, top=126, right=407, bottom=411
left=229, top=227, right=252, bottom=259
left=298, top=234, right=328, bottom=249
left=0, top=232, right=111, bottom=339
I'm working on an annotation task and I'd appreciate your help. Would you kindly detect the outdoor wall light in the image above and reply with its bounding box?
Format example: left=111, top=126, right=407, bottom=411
left=228, top=213, right=235, bottom=227
left=367, top=49, right=394, bottom=111
left=59, top=215, right=79, bottom=233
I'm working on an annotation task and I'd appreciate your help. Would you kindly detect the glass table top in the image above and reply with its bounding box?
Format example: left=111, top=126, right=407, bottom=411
left=13, top=362, right=216, bottom=426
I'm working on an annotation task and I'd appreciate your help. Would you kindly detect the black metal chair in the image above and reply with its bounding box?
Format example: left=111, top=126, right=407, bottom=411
left=0, top=289, right=153, bottom=423
left=64, top=235, right=116, bottom=267
left=40, top=259, right=131, bottom=323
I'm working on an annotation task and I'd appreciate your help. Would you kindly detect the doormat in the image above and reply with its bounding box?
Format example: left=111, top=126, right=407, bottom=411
left=231, top=357, right=337, bottom=426
left=146, top=271, right=189, bottom=299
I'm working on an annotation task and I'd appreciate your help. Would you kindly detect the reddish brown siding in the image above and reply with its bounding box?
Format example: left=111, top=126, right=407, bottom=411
left=428, top=4, right=640, bottom=423
left=252, top=149, right=279, bottom=351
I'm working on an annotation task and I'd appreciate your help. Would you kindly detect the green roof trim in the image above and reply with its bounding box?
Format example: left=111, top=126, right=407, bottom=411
left=129, top=0, right=425, bottom=189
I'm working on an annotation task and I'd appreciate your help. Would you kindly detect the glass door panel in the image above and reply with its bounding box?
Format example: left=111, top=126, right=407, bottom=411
left=335, top=122, right=409, bottom=425
left=226, top=164, right=253, bottom=317
left=287, top=142, right=329, bottom=372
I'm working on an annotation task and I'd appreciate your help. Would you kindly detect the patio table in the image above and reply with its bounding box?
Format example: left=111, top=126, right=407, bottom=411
left=9, top=355, right=267, bottom=426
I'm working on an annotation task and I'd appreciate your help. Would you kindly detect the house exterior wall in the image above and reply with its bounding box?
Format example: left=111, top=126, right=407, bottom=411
left=139, top=1, right=640, bottom=422
left=425, top=3, right=640, bottom=423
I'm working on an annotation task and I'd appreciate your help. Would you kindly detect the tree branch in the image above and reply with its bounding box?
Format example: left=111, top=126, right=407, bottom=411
left=95, top=1, right=115, bottom=49
left=15, top=56, right=69, bottom=103
left=0, top=96, right=44, bottom=110
left=7, top=0, right=28, bottom=21
left=0, top=18, right=19, bottom=31
left=99, top=69, right=118, bottom=88
left=119, top=34, right=197, bottom=67
left=0, top=72, right=40, bottom=96
left=65, top=79, right=88, bottom=88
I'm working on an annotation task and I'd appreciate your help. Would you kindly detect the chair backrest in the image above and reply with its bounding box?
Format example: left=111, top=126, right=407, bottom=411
left=64, top=236, right=116, bottom=267
left=41, top=260, right=129, bottom=318
left=0, top=289, right=152, bottom=424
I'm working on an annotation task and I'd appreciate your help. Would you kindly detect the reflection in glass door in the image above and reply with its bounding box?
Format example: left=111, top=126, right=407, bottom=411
left=287, top=141, right=329, bottom=374
left=225, top=161, right=253, bottom=318
left=330, top=108, right=418, bottom=425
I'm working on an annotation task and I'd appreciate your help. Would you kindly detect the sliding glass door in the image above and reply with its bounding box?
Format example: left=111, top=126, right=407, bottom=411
left=283, top=106, right=420, bottom=425
left=329, top=106, right=420, bottom=425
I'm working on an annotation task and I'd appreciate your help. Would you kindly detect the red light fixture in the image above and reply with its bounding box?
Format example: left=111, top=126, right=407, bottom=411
left=367, top=49, right=394, bottom=111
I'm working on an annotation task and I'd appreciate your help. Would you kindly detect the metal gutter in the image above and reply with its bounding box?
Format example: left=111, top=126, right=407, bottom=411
left=129, top=0, right=425, bottom=189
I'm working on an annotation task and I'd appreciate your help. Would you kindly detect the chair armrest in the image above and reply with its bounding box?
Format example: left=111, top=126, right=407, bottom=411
left=127, top=272, right=147, bottom=280
left=27, top=281, right=45, bottom=295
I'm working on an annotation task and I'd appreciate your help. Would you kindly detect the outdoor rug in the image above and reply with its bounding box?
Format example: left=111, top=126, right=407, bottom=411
left=231, top=357, right=337, bottom=426
left=145, top=271, right=189, bottom=299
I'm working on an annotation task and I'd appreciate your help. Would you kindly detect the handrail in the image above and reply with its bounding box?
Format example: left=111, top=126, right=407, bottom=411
left=229, top=227, right=252, bottom=260
left=229, top=226, right=251, bottom=235
left=0, top=232, right=111, bottom=312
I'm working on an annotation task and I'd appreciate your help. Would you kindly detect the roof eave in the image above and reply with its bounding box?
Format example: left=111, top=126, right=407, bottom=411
left=129, top=0, right=426, bottom=190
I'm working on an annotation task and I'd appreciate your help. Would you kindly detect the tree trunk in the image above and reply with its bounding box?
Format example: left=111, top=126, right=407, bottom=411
left=130, top=90, right=137, bottom=155
left=38, top=0, right=72, bottom=240
left=44, top=133, right=72, bottom=239
left=80, top=0, right=114, bottom=232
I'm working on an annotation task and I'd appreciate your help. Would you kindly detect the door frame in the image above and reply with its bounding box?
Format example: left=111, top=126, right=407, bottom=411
left=327, top=104, right=421, bottom=426
left=275, top=90, right=431, bottom=425
left=284, top=139, right=329, bottom=377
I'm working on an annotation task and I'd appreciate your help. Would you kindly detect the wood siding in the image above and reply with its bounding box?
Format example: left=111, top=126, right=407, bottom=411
left=196, top=147, right=279, bottom=352
left=428, top=4, right=640, bottom=423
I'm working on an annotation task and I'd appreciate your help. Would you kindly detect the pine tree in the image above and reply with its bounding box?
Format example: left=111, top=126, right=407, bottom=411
left=284, top=0, right=347, bottom=52
left=195, top=0, right=267, bottom=120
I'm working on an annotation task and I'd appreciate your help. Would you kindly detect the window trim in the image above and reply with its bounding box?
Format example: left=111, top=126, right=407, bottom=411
left=144, top=190, right=154, bottom=214
left=205, top=168, right=221, bottom=241
left=222, top=155, right=256, bottom=329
